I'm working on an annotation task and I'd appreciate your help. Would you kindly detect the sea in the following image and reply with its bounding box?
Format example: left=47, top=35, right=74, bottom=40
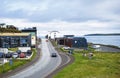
left=84, top=36, right=120, bottom=47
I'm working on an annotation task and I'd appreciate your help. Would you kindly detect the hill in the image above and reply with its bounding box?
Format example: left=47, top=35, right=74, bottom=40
left=85, top=33, right=120, bottom=36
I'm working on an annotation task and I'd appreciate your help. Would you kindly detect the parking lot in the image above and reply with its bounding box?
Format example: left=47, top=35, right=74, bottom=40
left=0, top=49, right=33, bottom=65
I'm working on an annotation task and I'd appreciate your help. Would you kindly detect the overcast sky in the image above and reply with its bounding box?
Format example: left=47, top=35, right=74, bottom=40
left=0, top=0, right=120, bottom=36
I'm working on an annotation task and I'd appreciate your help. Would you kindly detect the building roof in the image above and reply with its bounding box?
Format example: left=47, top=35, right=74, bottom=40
left=0, top=33, right=30, bottom=36
left=64, top=35, right=74, bottom=38
left=21, top=27, right=37, bottom=32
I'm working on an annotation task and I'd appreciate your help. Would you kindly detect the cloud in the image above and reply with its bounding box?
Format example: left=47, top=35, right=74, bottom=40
left=5, top=1, right=48, bottom=13
left=0, top=18, right=119, bottom=36
left=0, top=0, right=120, bottom=36
left=0, top=0, right=120, bottom=22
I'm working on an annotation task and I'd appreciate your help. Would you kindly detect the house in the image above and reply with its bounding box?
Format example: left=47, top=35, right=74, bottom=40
left=0, top=33, right=31, bottom=48
left=21, top=27, right=37, bottom=48
left=55, top=37, right=65, bottom=45
left=64, top=35, right=74, bottom=38
left=72, top=37, right=88, bottom=49
left=56, top=37, right=88, bottom=49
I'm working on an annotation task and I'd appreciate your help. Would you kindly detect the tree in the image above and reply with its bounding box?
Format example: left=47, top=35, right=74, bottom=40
left=45, top=34, right=48, bottom=39
left=0, top=23, right=5, bottom=28
left=0, top=24, right=21, bottom=33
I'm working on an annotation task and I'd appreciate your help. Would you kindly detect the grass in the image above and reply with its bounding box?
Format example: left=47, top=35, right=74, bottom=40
left=0, top=59, right=28, bottom=73
left=0, top=48, right=37, bottom=73
left=8, top=48, right=18, bottom=52
left=54, top=45, right=120, bottom=78
left=54, top=52, right=120, bottom=78
left=49, top=40, right=120, bottom=78
left=50, top=39, right=57, bottom=47
left=30, top=48, right=37, bottom=60
left=60, top=47, right=69, bottom=52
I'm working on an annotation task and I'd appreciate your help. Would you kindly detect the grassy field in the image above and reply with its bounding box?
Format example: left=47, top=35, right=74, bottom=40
left=50, top=40, right=120, bottom=78
left=54, top=51, right=120, bottom=78
left=0, top=48, right=36, bottom=73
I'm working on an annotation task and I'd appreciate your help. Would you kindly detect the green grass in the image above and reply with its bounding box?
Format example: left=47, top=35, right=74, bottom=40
left=50, top=40, right=120, bottom=78
left=54, top=52, right=120, bottom=78
left=60, top=47, right=69, bottom=52
left=30, top=48, right=37, bottom=60
left=0, top=48, right=37, bottom=73
left=50, top=40, right=57, bottom=47
left=0, top=59, right=28, bottom=73
left=8, top=48, right=18, bottom=52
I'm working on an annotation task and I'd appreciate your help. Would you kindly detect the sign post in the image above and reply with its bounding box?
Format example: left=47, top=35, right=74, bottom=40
left=9, top=58, right=13, bottom=66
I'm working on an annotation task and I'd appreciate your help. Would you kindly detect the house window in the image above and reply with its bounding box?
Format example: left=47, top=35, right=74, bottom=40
left=75, top=41, right=77, bottom=43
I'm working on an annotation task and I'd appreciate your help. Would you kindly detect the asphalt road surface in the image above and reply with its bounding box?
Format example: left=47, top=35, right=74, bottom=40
left=9, top=39, right=61, bottom=78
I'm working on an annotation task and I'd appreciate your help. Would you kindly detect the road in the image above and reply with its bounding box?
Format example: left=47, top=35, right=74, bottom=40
left=9, top=39, right=61, bottom=78
left=46, top=49, right=74, bottom=78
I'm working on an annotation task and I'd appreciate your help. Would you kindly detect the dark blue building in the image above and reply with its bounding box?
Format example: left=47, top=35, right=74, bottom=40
left=57, top=37, right=88, bottom=49
left=64, top=35, right=74, bottom=38
left=72, top=37, right=88, bottom=49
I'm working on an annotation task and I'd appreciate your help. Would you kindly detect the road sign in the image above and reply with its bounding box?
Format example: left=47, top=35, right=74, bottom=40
left=9, top=59, right=13, bottom=65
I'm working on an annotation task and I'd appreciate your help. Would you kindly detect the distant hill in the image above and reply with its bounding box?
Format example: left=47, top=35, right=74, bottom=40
left=85, top=33, right=120, bottom=36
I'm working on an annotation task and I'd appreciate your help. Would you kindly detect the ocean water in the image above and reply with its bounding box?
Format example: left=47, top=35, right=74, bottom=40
left=85, top=36, right=120, bottom=47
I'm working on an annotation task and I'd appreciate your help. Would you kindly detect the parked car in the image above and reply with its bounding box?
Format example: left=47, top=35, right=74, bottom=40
left=51, top=53, right=57, bottom=57
left=5, top=53, right=12, bottom=58
left=0, top=52, right=5, bottom=58
left=12, top=52, right=18, bottom=58
left=19, top=53, right=26, bottom=58
left=63, top=47, right=70, bottom=50
left=46, top=40, right=48, bottom=42
left=16, top=50, right=21, bottom=54
left=27, top=50, right=32, bottom=55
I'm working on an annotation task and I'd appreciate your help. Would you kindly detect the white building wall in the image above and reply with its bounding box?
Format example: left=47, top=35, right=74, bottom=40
left=18, top=47, right=31, bottom=52
left=0, top=48, right=8, bottom=54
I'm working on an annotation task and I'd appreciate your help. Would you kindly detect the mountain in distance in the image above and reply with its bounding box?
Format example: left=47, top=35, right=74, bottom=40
left=84, top=33, right=120, bottom=36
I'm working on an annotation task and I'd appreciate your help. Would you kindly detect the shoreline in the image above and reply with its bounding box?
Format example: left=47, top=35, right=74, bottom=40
left=90, top=43, right=120, bottom=49
left=84, top=35, right=120, bottom=49
left=89, top=43, right=120, bottom=52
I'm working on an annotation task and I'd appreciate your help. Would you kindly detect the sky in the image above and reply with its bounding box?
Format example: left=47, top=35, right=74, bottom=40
left=0, top=0, right=120, bottom=36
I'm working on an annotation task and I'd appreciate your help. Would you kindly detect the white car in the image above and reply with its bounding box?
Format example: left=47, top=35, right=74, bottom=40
left=12, top=53, right=18, bottom=58
left=63, top=47, right=70, bottom=50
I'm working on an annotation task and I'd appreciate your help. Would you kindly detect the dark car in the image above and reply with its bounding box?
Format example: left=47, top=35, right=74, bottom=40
left=5, top=53, right=12, bottom=58
left=16, top=50, right=21, bottom=54
left=27, top=50, right=32, bottom=55
left=51, top=53, right=57, bottom=57
left=0, top=52, right=5, bottom=58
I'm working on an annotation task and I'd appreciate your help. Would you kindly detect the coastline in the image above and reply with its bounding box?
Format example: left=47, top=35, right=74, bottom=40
left=91, top=43, right=120, bottom=49
left=89, top=43, right=120, bottom=52
left=84, top=35, right=120, bottom=48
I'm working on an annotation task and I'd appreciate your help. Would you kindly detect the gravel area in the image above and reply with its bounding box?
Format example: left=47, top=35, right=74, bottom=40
left=93, top=44, right=120, bottom=52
